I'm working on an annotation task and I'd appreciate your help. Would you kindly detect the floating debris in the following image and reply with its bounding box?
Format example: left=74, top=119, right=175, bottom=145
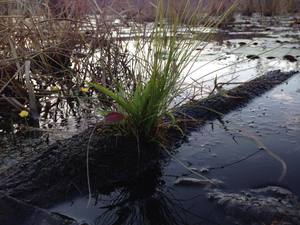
left=246, top=55, right=260, bottom=60
left=174, top=177, right=223, bottom=187
left=199, top=167, right=210, bottom=173
left=208, top=186, right=300, bottom=225
left=283, top=55, right=297, bottom=62
left=188, top=167, right=210, bottom=174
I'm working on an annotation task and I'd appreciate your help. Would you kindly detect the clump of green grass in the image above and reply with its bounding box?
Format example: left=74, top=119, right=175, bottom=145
left=89, top=0, right=237, bottom=142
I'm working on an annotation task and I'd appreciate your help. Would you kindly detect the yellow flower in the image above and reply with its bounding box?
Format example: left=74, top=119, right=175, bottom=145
left=51, top=85, right=60, bottom=92
left=80, top=87, right=89, bottom=93
left=19, top=110, right=29, bottom=118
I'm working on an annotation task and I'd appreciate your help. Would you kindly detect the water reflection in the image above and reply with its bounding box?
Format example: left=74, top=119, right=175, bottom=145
left=93, top=172, right=184, bottom=225
left=52, top=158, right=218, bottom=225
left=90, top=160, right=182, bottom=225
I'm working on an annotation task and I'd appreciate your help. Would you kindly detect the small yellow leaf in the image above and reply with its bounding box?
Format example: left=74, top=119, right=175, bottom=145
left=51, top=85, right=60, bottom=92
left=80, top=87, right=89, bottom=93
left=19, top=110, right=29, bottom=118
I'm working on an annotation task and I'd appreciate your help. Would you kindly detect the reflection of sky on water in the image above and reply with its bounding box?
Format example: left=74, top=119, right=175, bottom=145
left=162, top=74, right=300, bottom=224
left=118, top=17, right=299, bottom=102
left=52, top=14, right=300, bottom=138
left=79, top=14, right=300, bottom=103
left=272, top=92, right=295, bottom=103
left=118, top=38, right=299, bottom=105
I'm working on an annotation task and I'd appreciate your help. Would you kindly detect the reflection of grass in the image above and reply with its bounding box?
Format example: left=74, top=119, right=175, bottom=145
left=95, top=191, right=185, bottom=225
left=93, top=164, right=185, bottom=225
left=90, top=0, right=237, bottom=142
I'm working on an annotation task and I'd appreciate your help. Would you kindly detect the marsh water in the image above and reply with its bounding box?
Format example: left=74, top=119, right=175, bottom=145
left=1, top=14, right=300, bottom=225
left=49, top=72, right=300, bottom=225
left=48, top=16, right=300, bottom=225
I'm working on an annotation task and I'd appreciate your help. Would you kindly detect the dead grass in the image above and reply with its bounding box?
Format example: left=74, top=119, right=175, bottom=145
left=0, top=0, right=134, bottom=129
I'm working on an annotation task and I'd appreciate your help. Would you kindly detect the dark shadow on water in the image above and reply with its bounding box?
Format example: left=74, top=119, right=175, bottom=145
left=51, top=157, right=221, bottom=225
left=92, top=175, right=221, bottom=225
left=93, top=167, right=185, bottom=225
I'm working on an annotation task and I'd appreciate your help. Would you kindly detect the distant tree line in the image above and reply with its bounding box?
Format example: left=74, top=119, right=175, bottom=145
left=239, top=0, right=300, bottom=16
left=1, top=0, right=299, bottom=17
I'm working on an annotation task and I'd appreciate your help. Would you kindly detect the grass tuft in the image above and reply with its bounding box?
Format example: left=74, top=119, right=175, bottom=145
left=89, top=0, right=238, bottom=142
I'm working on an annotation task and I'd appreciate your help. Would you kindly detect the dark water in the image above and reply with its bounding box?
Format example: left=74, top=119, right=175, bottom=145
left=48, top=16, right=300, bottom=224
left=50, top=74, right=300, bottom=224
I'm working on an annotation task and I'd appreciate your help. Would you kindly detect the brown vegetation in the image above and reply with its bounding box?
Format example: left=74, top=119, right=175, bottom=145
left=239, top=0, right=300, bottom=16
left=96, top=0, right=300, bottom=19
left=0, top=0, right=134, bottom=132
